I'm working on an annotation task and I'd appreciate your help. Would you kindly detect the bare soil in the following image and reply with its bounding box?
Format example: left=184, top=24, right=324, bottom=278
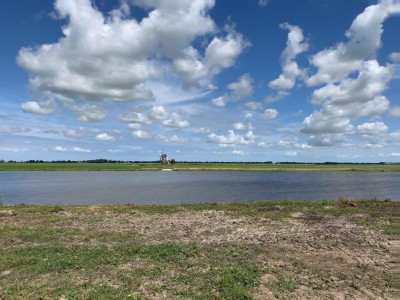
left=1, top=202, right=398, bottom=299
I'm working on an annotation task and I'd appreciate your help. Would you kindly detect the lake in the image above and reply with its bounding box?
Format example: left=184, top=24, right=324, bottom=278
left=0, top=171, right=399, bottom=205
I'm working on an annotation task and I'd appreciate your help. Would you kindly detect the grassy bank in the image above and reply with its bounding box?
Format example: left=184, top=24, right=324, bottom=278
left=1, top=162, right=399, bottom=172
left=0, top=199, right=398, bottom=299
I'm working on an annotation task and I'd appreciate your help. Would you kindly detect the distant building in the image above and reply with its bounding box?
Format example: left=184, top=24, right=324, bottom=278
left=160, top=153, right=169, bottom=165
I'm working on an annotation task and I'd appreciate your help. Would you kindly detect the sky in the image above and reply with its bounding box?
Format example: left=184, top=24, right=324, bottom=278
left=0, top=0, right=399, bottom=162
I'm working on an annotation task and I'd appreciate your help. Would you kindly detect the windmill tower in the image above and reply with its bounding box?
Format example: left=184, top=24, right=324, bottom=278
left=160, top=147, right=169, bottom=165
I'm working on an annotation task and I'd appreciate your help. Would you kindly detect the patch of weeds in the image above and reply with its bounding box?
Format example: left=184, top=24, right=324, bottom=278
left=48, top=205, right=64, bottom=213
left=382, top=274, right=396, bottom=288
left=290, top=257, right=307, bottom=270
left=337, top=272, right=348, bottom=280
left=266, top=278, right=298, bottom=293
left=212, top=264, right=261, bottom=299
left=350, top=280, right=360, bottom=290
left=127, top=293, right=149, bottom=300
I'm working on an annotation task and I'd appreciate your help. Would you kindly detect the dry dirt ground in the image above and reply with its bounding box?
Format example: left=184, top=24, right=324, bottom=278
left=70, top=206, right=396, bottom=299
left=1, top=202, right=398, bottom=299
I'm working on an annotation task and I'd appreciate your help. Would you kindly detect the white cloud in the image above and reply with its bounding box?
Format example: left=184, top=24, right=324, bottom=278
left=389, top=52, right=400, bottom=63
left=233, top=122, right=246, bottom=131
left=162, top=113, right=190, bottom=128
left=285, top=151, right=297, bottom=157
left=245, top=101, right=262, bottom=111
left=18, top=0, right=247, bottom=107
left=194, top=127, right=212, bottom=134
left=356, top=122, right=388, bottom=136
left=389, top=106, right=400, bottom=118
left=268, top=23, right=308, bottom=92
left=127, top=123, right=141, bottom=130
left=0, top=147, right=29, bottom=153
left=96, top=133, right=116, bottom=142
left=72, top=147, right=91, bottom=153
left=64, top=127, right=95, bottom=139
left=132, top=130, right=151, bottom=139
left=258, top=0, right=269, bottom=7
left=260, top=109, right=278, bottom=120
left=54, top=146, right=68, bottom=152
left=212, top=74, right=254, bottom=107
left=307, top=0, right=400, bottom=86
left=117, top=111, right=150, bottom=124
left=211, top=96, right=227, bottom=107
left=54, top=145, right=92, bottom=153
left=307, top=134, right=349, bottom=147
left=227, top=73, right=253, bottom=99
left=390, top=153, right=400, bottom=157
left=21, top=100, right=56, bottom=115
left=301, top=1, right=400, bottom=146
left=208, top=130, right=254, bottom=146
left=149, top=106, right=169, bottom=121
left=232, top=150, right=245, bottom=156
left=156, top=135, right=188, bottom=143
left=73, top=104, right=108, bottom=122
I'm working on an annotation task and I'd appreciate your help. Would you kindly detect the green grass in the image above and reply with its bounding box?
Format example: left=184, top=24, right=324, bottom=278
left=1, top=162, right=399, bottom=172
left=0, top=199, right=397, bottom=299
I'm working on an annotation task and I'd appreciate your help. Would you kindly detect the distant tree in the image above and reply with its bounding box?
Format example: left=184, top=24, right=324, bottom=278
left=170, top=159, right=176, bottom=164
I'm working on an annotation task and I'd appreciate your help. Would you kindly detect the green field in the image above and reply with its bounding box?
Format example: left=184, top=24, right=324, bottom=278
left=0, top=199, right=398, bottom=299
left=1, top=162, right=399, bottom=172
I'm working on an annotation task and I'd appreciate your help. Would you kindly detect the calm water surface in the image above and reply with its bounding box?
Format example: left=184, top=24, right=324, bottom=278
left=0, top=171, right=399, bottom=205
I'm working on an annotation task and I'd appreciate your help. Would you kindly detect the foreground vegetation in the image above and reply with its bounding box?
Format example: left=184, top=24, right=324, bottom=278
left=0, top=199, right=398, bottom=299
left=1, top=162, right=399, bottom=172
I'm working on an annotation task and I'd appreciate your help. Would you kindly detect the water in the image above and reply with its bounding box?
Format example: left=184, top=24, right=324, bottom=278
left=0, top=171, right=399, bottom=205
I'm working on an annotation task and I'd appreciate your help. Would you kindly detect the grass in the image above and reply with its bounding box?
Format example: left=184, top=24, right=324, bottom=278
left=1, top=162, right=399, bottom=172
left=0, top=199, right=397, bottom=299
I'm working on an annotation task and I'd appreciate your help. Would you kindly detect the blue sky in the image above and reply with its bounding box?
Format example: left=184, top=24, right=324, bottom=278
left=1, top=0, right=399, bottom=162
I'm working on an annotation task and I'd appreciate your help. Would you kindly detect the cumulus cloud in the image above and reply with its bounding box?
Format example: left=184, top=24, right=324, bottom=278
left=54, top=146, right=68, bottom=152
left=301, top=1, right=399, bottom=146
left=73, top=104, right=108, bottom=122
left=211, top=96, right=227, bottom=107
left=260, top=109, right=278, bottom=120
left=233, top=122, right=246, bottom=131
left=162, top=113, right=190, bottom=128
left=268, top=23, right=308, bottom=92
left=18, top=0, right=247, bottom=108
left=132, top=130, right=151, bottom=139
left=356, top=122, right=388, bottom=136
left=211, top=74, right=253, bottom=107
left=307, top=0, right=400, bottom=86
left=21, top=99, right=56, bottom=115
left=208, top=130, right=254, bottom=146
left=118, top=105, right=189, bottom=129
left=96, top=133, right=116, bottom=142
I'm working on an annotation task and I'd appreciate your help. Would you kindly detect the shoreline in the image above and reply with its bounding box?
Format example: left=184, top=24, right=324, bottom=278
left=1, top=162, right=399, bottom=172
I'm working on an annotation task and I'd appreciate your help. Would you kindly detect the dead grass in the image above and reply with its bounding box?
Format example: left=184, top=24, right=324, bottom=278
left=0, top=200, right=398, bottom=299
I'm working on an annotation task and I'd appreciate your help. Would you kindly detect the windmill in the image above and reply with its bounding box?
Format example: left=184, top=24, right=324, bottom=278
left=160, top=146, right=169, bottom=165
